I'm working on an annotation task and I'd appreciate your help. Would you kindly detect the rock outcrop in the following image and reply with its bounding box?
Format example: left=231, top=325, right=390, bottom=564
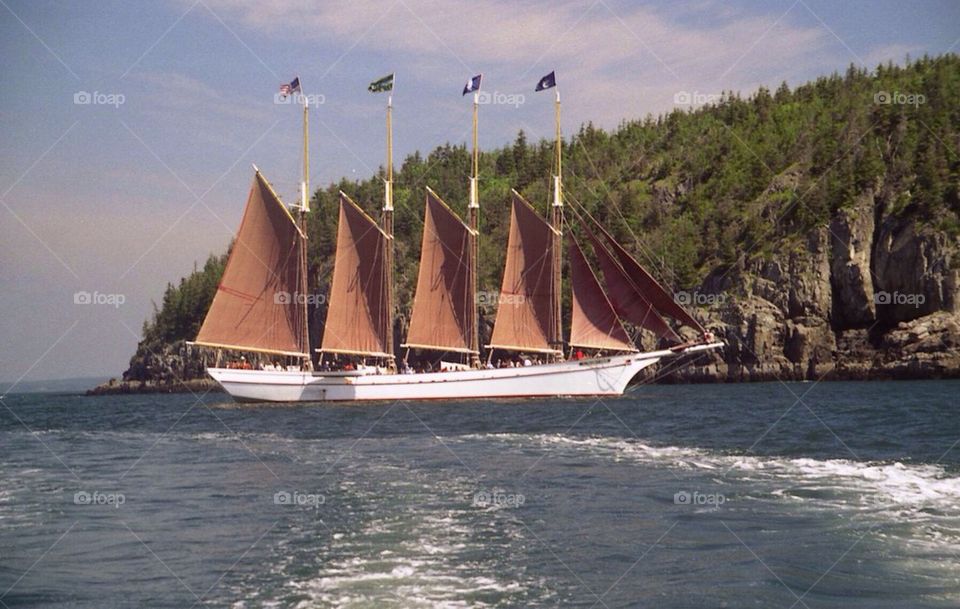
left=88, top=341, right=224, bottom=395
left=829, top=191, right=876, bottom=328
left=671, top=183, right=960, bottom=383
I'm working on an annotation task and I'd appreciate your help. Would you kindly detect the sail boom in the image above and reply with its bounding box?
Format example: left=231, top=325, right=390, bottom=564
left=317, top=347, right=394, bottom=358
left=188, top=341, right=308, bottom=358
left=400, top=342, right=479, bottom=354
left=567, top=340, right=637, bottom=352
left=485, top=343, right=562, bottom=355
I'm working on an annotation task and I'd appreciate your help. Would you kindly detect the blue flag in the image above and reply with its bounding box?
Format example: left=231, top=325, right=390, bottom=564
left=535, top=71, right=556, bottom=92
left=462, top=74, right=482, bottom=96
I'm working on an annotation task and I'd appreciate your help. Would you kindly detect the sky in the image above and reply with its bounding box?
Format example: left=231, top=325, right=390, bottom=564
left=1, top=0, right=958, bottom=384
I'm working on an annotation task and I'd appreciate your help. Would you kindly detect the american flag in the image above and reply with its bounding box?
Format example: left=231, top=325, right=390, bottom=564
left=279, top=77, right=301, bottom=97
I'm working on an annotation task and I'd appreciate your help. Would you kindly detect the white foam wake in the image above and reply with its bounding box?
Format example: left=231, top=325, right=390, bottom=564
left=238, top=467, right=541, bottom=609
left=462, top=433, right=960, bottom=535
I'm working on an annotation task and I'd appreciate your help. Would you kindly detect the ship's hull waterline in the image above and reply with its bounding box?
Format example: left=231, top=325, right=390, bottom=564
left=206, top=343, right=723, bottom=403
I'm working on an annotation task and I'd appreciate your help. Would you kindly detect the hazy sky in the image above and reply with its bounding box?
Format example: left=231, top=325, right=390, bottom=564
left=1, top=0, right=958, bottom=383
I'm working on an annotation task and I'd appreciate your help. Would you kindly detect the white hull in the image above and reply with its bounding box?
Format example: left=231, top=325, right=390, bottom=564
left=206, top=343, right=723, bottom=403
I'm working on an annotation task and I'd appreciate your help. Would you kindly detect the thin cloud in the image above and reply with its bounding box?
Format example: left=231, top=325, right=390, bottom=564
left=862, top=43, right=926, bottom=68
left=195, top=0, right=833, bottom=124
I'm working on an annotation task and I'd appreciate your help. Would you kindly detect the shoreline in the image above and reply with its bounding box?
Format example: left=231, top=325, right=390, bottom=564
left=86, top=378, right=223, bottom=396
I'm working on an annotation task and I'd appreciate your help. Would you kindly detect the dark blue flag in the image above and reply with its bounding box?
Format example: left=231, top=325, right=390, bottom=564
left=462, top=74, right=482, bottom=96
left=535, top=71, right=556, bottom=92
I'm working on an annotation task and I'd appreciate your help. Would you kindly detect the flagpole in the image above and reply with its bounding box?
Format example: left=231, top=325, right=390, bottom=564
left=302, top=96, right=310, bottom=211
left=554, top=87, right=561, bottom=204
left=550, top=85, right=563, bottom=362
left=468, top=90, right=481, bottom=367
left=386, top=93, right=393, bottom=208
left=383, top=88, right=396, bottom=369
left=299, top=83, right=313, bottom=369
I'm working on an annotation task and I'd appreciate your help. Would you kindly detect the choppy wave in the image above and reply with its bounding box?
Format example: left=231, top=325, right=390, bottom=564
left=460, top=433, right=960, bottom=548
left=6, top=388, right=960, bottom=607
left=5, top=428, right=294, bottom=444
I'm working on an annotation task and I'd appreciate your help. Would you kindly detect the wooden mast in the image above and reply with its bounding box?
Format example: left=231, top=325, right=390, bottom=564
left=382, top=89, right=396, bottom=369
left=299, top=92, right=313, bottom=370
left=468, top=91, right=481, bottom=367
left=549, top=87, right=563, bottom=362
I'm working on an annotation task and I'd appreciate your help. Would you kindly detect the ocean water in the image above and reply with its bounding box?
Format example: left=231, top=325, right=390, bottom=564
left=1, top=380, right=958, bottom=608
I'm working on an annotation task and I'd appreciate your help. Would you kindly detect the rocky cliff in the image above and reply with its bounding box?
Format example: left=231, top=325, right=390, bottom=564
left=670, top=182, right=960, bottom=383
left=88, top=341, right=223, bottom=395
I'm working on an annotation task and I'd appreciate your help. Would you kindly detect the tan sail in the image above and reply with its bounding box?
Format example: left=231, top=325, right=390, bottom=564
left=403, top=189, right=476, bottom=353
left=585, top=227, right=681, bottom=343
left=568, top=236, right=635, bottom=352
left=319, top=193, right=392, bottom=358
left=488, top=192, right=561, bottom=354
left=194, top=171, right=307, bottom=356
left=592, top=220, right=706, bottom=334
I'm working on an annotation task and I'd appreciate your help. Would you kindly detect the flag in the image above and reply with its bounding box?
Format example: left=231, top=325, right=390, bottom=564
left=462, top=74, right=482, bottom=96
left=368, top=73, right=394, bottom=93
left=279, top=76, right=301, bottom=97
left=535, top=71, right=556, bottom=92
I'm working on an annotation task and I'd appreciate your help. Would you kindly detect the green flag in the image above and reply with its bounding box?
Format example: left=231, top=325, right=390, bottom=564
left=368, top=73, right=394, bottom=93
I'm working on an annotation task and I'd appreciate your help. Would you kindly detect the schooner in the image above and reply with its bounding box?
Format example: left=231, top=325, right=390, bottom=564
left=191, top=73, right=723, bottom=402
